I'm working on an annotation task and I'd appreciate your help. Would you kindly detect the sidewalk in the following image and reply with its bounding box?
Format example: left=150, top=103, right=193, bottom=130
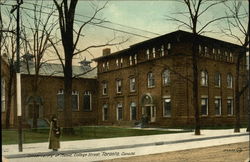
left=2, top=129, right=249, bottom=160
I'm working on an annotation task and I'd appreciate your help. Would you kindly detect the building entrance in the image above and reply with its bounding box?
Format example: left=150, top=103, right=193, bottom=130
left=141, top=93, right=156, bottom=123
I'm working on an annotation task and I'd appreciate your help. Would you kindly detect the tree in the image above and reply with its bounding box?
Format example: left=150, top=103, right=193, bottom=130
left=0, top=7, right=17, bottom=129
left=222, top=0, right=249, bottom=132
left=167, top=0, right=227, bottom=135
left=52, top=0, right=127, bottom=134
left=20, top=0, right=57, bottom=130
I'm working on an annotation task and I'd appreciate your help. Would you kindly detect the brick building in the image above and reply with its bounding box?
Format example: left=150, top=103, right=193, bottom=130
left=94, top=30, right=248, bottom=127
left=1, top=30, right=248, bottom=128
left=1, top=55, right=98, bottom=128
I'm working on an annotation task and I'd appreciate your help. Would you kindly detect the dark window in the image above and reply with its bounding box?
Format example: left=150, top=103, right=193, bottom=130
left=215, top=98, right=221, bottom=115
left=102, top=82, right=107, bottom=95
left=148, top=72, right=155, bottom=88
left=227, top=73, right=233, bottom=88
left=215, top=72, right=221, bottom=87
left=130, top=77, right=136, bottom=92
left=201, top=98, right=208, bottom=116
left=72, top=91, right=79, bottom=111
left=116, top=80, right=122, bottom=93
left=57, top=89, right=64, bottom=109
left=227, top=99, right=233, bottom=115
left=83, top=91, right=92, bottom=111
left=57, top=90, right=79, bottom=110
left=130, top=102, right=136, bottom=120
left=162, top=69, right=170, bottom=85
left=103, top=104, right=108, bottom=121
left=163, top=98, right=171, bottom=117
left=117, top=103, right=123, bottom=120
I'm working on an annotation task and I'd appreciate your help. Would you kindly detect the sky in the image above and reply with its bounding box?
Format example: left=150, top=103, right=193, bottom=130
left=1, top=0, right=249, bottom=65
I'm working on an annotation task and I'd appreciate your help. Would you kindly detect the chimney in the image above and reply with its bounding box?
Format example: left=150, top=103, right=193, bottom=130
left=103, top=48, right=111, bottom=56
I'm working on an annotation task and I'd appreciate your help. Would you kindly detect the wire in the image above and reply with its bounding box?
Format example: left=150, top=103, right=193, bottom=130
left=18, top=5, right=152, bottom=39
left=2, top=2, right=157, bottom=38
left=23, top=1, right=161, bottom=36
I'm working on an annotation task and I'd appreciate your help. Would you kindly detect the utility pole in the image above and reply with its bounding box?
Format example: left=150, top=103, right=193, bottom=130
left=11, top=0, right=23, bottom=152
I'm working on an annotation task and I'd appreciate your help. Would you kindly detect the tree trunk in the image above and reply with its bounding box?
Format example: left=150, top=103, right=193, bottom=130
left=234, top=56, right=241, bottom=132
left=5, top=66, right=14, bottom=129
left=192, top=34, right=200, bottom=135
left=62, top=55, right=74, bottom=135
left=32, top=76, right=39, bottom=131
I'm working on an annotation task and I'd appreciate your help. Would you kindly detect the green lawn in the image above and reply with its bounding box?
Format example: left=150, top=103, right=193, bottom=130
left=2, top=126, right=190, bottom=145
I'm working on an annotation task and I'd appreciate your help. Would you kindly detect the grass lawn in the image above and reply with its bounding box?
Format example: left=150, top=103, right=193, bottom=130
left=2, top=126, right=190, bottom=145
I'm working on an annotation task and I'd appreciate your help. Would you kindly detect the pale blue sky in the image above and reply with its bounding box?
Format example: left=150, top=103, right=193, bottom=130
left=2, top=0, right=248, bottom=64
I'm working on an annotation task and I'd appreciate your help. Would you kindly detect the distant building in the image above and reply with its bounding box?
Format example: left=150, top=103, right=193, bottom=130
left=93, top=30, right=248, bottom=127
left=1, top=54, right=98, bottom=128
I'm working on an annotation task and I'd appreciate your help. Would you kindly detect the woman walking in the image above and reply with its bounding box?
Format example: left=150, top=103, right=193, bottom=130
left=48, top=115, right=61, bottom=151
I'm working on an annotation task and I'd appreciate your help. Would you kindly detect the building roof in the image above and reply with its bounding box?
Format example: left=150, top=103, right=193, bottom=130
left=93, top=30, right=243, bottom=61
left=20, top=61, right=97, bottom=79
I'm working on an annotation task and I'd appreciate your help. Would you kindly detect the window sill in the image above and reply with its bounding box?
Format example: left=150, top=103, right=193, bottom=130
left=148, top=86, right=155, bottom=89
left=214, top=86, right=221, bottom=88
left=200, top=85, right=208, bottom=87
left=163, top=115, right=171, bottom=118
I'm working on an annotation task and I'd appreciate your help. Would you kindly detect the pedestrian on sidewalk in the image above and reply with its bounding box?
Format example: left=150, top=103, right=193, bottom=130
left=48, top=115, right=61, bottom=151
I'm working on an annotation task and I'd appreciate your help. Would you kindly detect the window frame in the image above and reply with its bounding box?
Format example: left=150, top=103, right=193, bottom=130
left=102, top=81, right=108, bottom=95
left=214, top=97, right=222, bottom=116
left=116, top=79, right=122, bottom=94
left=146, top=49, right=150, bottom=60
left=117, top=103, right=123, bottom=120
left=227, top=73, right=233, bottom=88
left=103, top=104, right=108, bottom=121
left=201, top=97, right=208, bottom=116
left=215, top=72, right=221, bottom=87
left=83, top=91, right=92, bottom=111
left=129, top=77, right=136, bottom=92
left=227, top=97, right=233, bottom=116
left=161, top=45, right=164, bottom=56
left=152, top=47, right=156, bottom=58
left=162, top=69, right=171, bottom=86
left=72, top=90, right=79, bottom=111
left=130, top=102, right=137, bottom=120
left=147, top=72, right=155, bottom=88
left=163, top=97, right=171, bottom=117
left=200, top=70, right=208, bottom=86
left=167, top=43, right=171, bottom=50
left=134, top=54, right=137, bottom=64
left=129, top=56, right=133, bottom=65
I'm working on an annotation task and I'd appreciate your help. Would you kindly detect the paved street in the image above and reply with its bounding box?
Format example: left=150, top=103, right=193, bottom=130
left=2, top=129, right=249, bottom=162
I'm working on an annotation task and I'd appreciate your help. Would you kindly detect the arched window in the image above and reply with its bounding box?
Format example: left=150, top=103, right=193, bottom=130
left=215, top=72, right=221, bottom=87
left=200, top=70, right=208, bottom=86
left=227, top=73, right=233, bottom=88
left=147, top=72, right=155, bottom=88
left=162, top=69, right=170, bottom=85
